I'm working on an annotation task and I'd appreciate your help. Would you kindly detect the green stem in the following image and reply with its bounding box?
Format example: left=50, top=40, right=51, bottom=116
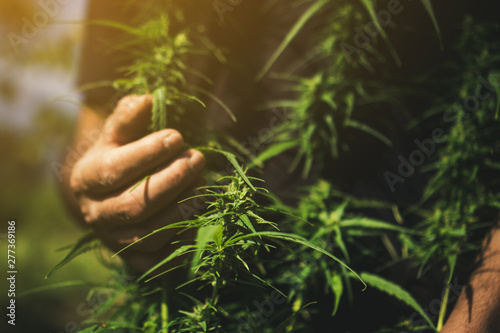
left=436, top=282, right=450, bottom=331
left=161, top=280, right=169, bottom=333
left=211, top=275, right=221, bottom=305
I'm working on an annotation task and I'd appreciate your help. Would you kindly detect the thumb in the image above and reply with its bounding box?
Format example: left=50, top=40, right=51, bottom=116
left=104, top=94, right=153, bottom=145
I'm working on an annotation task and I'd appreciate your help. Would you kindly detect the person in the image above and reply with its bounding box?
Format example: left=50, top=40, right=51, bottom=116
left=62, top=0, right=309, bottom=274
left=60, top=0, right=500, bottom=331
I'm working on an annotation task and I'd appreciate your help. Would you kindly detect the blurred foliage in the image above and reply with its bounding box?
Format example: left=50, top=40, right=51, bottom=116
left=4, top=0, right=500, bottom=332
left=0, top=107, right=114, bottom=332
left=0, top=2, right=106, bottom=330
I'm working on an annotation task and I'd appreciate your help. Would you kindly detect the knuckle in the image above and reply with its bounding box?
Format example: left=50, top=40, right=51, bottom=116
left=116, top=196, right=144, bottom=223
left=97, top=155, right=117, bottom=187
left=69, top=159, right=89, bottom=194
left=114, top=207, right=134, bottom=223
left=69, top=167, right=82, bottom=193
left=81, top=201, right=99, bottom=225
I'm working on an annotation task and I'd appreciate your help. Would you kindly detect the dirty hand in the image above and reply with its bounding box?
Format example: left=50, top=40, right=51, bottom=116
left=69, top=94, right=205, bottom=273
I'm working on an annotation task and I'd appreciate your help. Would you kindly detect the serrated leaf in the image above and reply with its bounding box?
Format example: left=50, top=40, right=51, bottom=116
left=228, top=231, right=366, bottom=289
left=46, top=232, right=99, bottom=279
left=191, top=225, right=222, bottom=272
left=361, top=272, right=436, bottom=330
left=152, top=87, right=167, bottom=131
left=139, top=245, right=197, bottom=281
left=239, top=214, right=257, bottom=233
left=197, top=147, right=256, bottom=191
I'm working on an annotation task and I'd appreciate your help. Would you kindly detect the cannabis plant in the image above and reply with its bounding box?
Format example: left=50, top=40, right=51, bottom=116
left=32, top=1, right=500, bottom=332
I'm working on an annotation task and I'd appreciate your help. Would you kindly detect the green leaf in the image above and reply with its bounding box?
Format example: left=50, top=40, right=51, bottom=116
left=197, top=147, right=257, bottom=191
left=346, top=119, right=392, bottom=146
left=177, top=91, right=206, bottom=108
left=341, top=218, right=416, bottom=234
left=139, top=245, right=197, bottom=281
left=329, top=271, right=343, bottom=316
left=360, top=272, right=436, bottom=331
left=239, top=214, right=257, bottom=233
left=129, top=175, right=150, bottom=193
left=191, top=225, right=222, bottom=272
left=112, top=220, right=196, bottom=257
left=359, top=0, right=402, bottom=66
left=359, top=0, right=387, bottom=39
left=251, top=140, right=299, bottom=167
left=447, top=254, right=457, bottom=283
left=256, top=0, right=329, bottom=80
left=152, top=87, right=167, bottom=131
left=343, top=93, right=355, bottom=125
left=228, top=231, right=366, bottom=289
left=45, top=232, right=99, bottom=279
left=334, top=225, right=349, bottom=262
left=274, top=301, right=317, bottom=332
left=419, top=0, right=443, bottom=50
left=189, top=87, right=236, bottom=122
left=18, top=281, right=107, bottom=298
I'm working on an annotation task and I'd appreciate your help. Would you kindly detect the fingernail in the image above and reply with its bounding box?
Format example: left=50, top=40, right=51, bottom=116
left=188, top=151, right=205, bottom=172
left=163, top=131, right=182, bottom=149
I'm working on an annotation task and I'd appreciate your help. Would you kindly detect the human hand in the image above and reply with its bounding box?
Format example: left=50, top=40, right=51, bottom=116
left=69, top=94, right=206, bottom=273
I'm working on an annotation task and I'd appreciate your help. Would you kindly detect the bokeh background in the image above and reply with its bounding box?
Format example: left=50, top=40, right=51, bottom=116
left=0, top=1, right=112, bottom=331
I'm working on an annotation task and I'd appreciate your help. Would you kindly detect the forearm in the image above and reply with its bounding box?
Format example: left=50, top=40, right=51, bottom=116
left=441, top=223, right=500, bottom=332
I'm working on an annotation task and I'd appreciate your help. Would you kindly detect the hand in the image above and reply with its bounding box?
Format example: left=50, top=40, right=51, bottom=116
left=69, top=94, right=206, bottom=273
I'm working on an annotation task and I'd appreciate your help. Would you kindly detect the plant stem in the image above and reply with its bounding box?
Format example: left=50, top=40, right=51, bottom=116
left=161, top=279, right=169, bottom=333
left=436, top=282, right=450, bottom=331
